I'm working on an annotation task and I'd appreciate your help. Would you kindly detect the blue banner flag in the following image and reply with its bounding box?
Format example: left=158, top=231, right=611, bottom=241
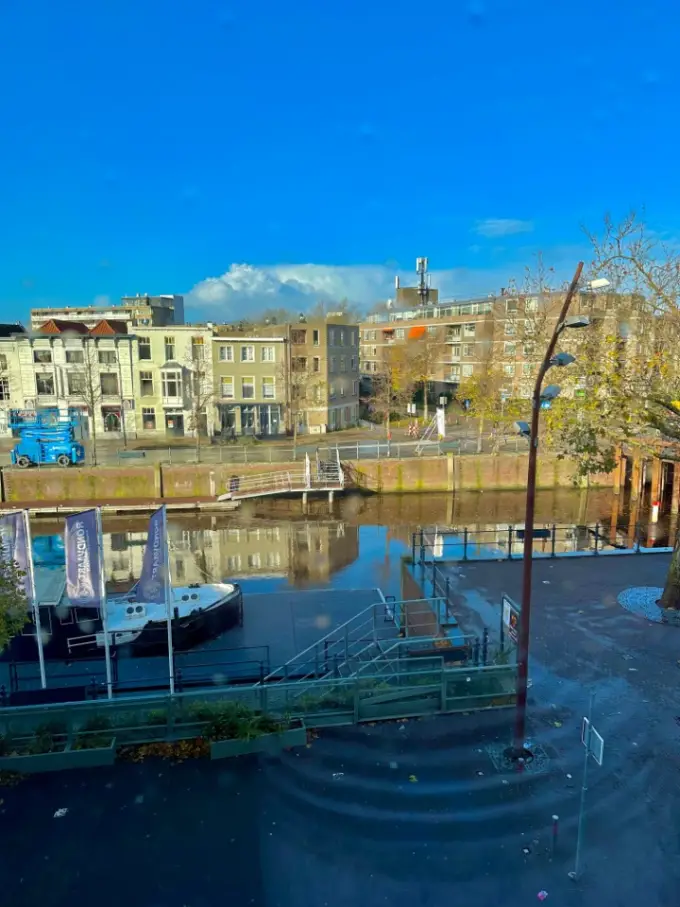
left=136, top=506, right=167, bottom=604
left=65, top=510, right=103, bottom=609
left=0, top=512, right=34, bottom=602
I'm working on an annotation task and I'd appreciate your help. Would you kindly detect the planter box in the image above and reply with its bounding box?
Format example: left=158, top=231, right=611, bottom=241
left=210, top=723, right=306, bottom=760
left=0, top=739, right=116, bottom=774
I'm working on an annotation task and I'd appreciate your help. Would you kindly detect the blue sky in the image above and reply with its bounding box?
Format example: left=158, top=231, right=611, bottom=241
left=0, top=0, right=676, bottom=322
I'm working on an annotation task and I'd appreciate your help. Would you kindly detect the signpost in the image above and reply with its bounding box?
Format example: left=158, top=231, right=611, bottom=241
left=569, top=694, right=603, bottom=881
left=501, top=593, right=520, bottom=645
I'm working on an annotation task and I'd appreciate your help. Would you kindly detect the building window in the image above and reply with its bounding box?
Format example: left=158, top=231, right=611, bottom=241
left=451, top=344, right=461, bottom=359
left=427, top=325, right=437, bottom=334
left=164, top=337, right=175, bottom=361
left=504, top=342, right=516, bottom=357
left=313, top=329, right=320, bottom=346
left=351, top=356, right=357, bottom=370
left=101, top=406, right=121, bottom=432
left=330, top=357, right=336, bottom=373
left=448, top=326, right=461, bottom=339
left=0, top=354, right=6, bottom=371
left=463, top=344, right=474, bottom=357
left=0, top=377, right=9, bottom=400
left=262, top=377, right=275, bottom=399
left=218, top=345, right=233, bottom=362
left=68, top=373, right=86, bottom=395
left=292, top=357, right=307, bottom=372
left=523, top=342, right=535, bottom=357
left=363, top=330, right=371, bottom=340
left=261, top=346, right=275, bottom=362
left=340, top=357, right=346, bottom=372
left=313, top=357, right=320, bottom=373
left=329, top=329, right=335, bottom=345
left=100, top=373, right=119, bottom=396
left=241, top=345, right=254, bottom=362
left=242, top=377, right=255, bottom=399
left=353, top=380, right=358, bottom=395
left=506, top=300, right=519, bottom=313
left=522, top=363, right=533, bottom=377
left=504, top=364, right=515, bottom=377
left=329, top=383, right=336, bottom=398
left=352, top=331, right=358, bottom=346
left=340, top=329, right=345, bottom=344
left=464, top=323, right=476, bottom=337
left=505, top=321, right=516, bottom=336
left=139, top=336, right=151, bottom=360
left=98, top=349, right=117, bottom=365
left=191, top=337, right=205, bottom=360
left=161, top=371, right=181, bottom=398
left=525, top=297, right=538, bottom=312
left=461, top=364, right=473, bottom=377
left=65, top=349, right=84, bottom=364
left=220, top=377, right=234, bottom=399
left=140, top=371, right=154, bottom=396
left=33, top=349, right=52, bottom=364
left=142, top=407, right=156, bottom=429
left=291, top=329, right=307, bottom=344
left=340, top=384, right=346, bottom=397
left=36, top=373, right=55, bottom=396
left=450, top=365, right=461, bottom=378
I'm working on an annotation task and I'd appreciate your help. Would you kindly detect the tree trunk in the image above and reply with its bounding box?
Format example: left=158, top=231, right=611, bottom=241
left=477, top=416, right=484, bottom=454
left=293, top=411, right=298, bottom=460
left=90, top=412, right=98, bottom=466
left=660, top=538, right=680, bottom=610
left=423, top=381, right=429, bottom=424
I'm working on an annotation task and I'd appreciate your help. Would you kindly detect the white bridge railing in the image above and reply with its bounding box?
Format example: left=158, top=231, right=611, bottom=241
left=218, top=452, right=344, bottom=501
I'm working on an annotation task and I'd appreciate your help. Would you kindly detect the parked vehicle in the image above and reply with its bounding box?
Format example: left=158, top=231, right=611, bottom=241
left=9, top=409, right=85, bottom=468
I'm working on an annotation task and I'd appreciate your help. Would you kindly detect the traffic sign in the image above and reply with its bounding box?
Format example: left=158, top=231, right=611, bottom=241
left=581, top=717, right=604, bottom=766
left=501, top=594, right=520, bottom=643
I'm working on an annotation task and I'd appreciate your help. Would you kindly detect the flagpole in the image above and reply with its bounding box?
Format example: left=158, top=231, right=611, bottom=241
left=163, top=506, right=175, bottom=695
left=22, top=510, right=47, bottom=689
left=95, top=507, right=113, bottom=700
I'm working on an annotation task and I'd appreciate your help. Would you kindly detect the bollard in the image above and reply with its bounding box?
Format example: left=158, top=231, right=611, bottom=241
left=551, top=524, right=557, bottom=557
left=552, top=814, right=559, bottom=856
left=593, top=522, right=600, bottom=555
left=507, top=525, right=513, bottom=560
left=463, top=527, right=469, bottom=561
left=420, top=528, right=425, bottom=564
left=412, top=533, right=416, bottom=565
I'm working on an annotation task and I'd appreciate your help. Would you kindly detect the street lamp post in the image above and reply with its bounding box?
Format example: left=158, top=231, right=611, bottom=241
left=510, top=261, right=589, bottom=759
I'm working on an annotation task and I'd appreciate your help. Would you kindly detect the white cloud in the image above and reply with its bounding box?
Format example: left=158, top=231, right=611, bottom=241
left=473, top=218, right=534, bottom=238
left=184, top=252, right=581, bottom=322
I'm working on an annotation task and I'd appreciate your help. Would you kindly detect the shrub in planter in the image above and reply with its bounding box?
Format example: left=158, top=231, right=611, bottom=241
left=17, top=722, right=68, bottom=756
left=73, top=716, right=115, bottom=750
left=203, top=703, right=284, bottom=742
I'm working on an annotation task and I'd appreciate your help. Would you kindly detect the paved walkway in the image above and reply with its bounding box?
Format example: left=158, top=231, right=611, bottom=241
left=3, top=556, right=680, bottom=906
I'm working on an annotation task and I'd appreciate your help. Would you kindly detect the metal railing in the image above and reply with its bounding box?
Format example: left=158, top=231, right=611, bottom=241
left=411, top=522, right=676, bottom=564
left=0, top=660, right=517, bottom=750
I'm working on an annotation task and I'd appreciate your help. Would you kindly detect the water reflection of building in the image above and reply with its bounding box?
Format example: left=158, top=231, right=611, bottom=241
left=102, top=520, right=359, bottom=587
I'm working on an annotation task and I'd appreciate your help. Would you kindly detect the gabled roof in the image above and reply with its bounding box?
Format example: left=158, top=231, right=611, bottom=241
left=89, top=319, right=129, bottom=336
left=37, top=319, right=89, bottom=335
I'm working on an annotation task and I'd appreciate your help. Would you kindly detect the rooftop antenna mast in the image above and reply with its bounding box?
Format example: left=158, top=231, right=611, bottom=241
left=416, top=257, right=430, bottom=307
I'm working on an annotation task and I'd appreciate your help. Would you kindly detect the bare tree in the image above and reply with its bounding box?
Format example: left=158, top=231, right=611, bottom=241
left=67, top=338, right=103, bottom=466
left=185, top=341, right=216, bottom=462
left=284, top=355, right=326, bottom=453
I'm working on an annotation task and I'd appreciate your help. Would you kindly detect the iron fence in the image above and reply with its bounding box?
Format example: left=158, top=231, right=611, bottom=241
left=412, top=522, right=676, bottom=564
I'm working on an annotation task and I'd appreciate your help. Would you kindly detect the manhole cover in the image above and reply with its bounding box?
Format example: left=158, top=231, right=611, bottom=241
left=617, top=587, right=664, bottom=622
left=485, top=741, right=551, bottom=775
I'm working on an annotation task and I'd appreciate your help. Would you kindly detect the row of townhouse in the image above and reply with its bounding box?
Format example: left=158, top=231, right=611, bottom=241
left=0, top=314, right=360, bottom=440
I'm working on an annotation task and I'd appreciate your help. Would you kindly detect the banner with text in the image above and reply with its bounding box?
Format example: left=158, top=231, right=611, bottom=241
left=0, top=512, right=34, bottom=602
left=136, top=506, right=167, bottom=604
left=65, top=510, right=103, bottom=609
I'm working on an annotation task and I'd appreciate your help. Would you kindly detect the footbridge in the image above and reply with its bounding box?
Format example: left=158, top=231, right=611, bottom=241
left=218, top=451, right=344, bottom=501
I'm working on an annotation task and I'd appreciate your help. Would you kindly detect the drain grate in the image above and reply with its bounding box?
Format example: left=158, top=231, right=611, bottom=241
left=485, top=741, right=552, bottom=775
